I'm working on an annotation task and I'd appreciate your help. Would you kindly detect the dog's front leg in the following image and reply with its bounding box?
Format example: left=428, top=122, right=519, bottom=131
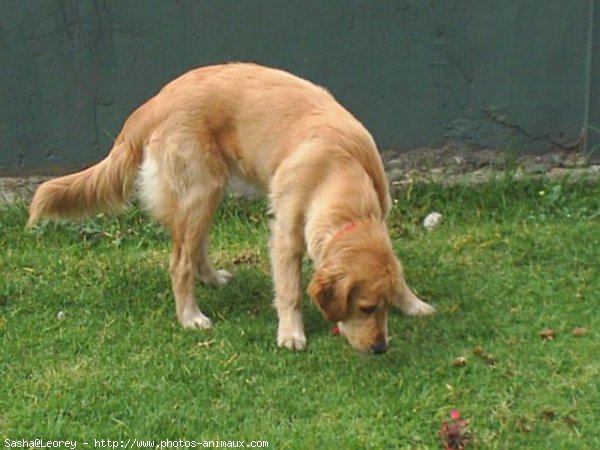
left=270, top=223, right=306, bottom=351
left=394, top=279, right=436, bottom=316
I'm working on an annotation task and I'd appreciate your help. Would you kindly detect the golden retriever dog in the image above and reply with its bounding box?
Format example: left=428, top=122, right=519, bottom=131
left=28, top=63, right=435, bottom=353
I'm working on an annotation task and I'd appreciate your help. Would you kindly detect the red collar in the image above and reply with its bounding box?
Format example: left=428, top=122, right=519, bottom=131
left=330, top=222, right=361, bottom=241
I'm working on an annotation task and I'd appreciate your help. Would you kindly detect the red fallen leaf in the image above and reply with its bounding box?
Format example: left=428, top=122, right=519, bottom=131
left=572, top=327, right=588, bottom=337
left=540, top=328, right=555, bottom=340
left=439, top=410, right=470, bottom=450
left=331, top=325, right=340, bottom=336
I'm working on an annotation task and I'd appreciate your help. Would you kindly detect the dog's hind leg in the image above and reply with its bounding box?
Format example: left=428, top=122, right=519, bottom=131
left=168, top=183, right=226, bottom=329
left=197, top=236, right=233, bottom=287
left=141, top=129, right=230, bottom=329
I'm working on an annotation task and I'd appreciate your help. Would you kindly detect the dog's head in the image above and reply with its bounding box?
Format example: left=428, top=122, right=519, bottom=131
left=307, top=223, right=404, bottom=354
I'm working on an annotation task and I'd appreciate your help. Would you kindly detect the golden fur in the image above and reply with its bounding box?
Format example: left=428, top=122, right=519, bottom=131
left=28, top=63, right=434, bottom=353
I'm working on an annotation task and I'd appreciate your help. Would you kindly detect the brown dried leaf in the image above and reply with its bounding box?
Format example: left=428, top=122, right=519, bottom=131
left=482, top=353, right=497, bottom=365
left=196, top=340, right=215, bottom=349
left=232, top=253, right=259, bottom=265
left=452, top=356, right=468, bottom=367
left=473, top=345, right=485, bottom=356
left=517, top=417, right=532, bottom=433
left=572, top=327, right=588, bottom=337
left=542, top=407, right=557, bottom=420
left=564, top=415, right=578, bottom=426
left=472, top=346, right=497, bottom=365
left=540, top=328, right=555, bottom=340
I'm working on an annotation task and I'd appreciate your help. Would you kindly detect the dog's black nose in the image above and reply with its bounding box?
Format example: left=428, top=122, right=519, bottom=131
left=372, top=340, right=388, bottom=354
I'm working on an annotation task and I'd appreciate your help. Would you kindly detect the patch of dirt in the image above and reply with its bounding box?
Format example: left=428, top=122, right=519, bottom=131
left=0, top=175, right=50, bottom=204
left=2, top=147, right=599, bottom=204
left=383, top=146, right=600, bottom=188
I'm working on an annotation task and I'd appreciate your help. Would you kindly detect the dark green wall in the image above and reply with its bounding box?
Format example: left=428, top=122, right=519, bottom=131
left=0, top=1, right=597, bottom=174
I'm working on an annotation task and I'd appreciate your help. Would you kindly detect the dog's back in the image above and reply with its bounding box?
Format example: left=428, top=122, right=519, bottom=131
left=28, top=63, right=389, bottom=225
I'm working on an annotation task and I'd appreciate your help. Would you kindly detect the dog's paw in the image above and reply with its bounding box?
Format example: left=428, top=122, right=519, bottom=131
left=403, top=298, right=436, bottom=316
left=179, top=310, right=214, bottom=329
left=277, top=332, right=307, bottom=351
left=200, top=269, right=233, bottom=287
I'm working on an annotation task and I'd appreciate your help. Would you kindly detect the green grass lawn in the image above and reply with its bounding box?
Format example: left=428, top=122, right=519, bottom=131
left=1, top=176, right=599, bottom=449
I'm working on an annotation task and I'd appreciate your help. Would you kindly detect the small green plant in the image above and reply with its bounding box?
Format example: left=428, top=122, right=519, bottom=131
left=502, top=144, right=521, bottom=179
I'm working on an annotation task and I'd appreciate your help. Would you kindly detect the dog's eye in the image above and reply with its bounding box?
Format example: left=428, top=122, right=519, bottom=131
left=359, top=305, right=378, bottom=315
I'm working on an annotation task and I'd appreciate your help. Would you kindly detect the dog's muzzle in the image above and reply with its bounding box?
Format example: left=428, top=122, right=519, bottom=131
left=371, top=338, right=388, bottom=355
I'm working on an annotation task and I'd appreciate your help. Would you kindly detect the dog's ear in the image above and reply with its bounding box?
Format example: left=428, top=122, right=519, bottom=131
left=308, top=270, right=352, bottom=322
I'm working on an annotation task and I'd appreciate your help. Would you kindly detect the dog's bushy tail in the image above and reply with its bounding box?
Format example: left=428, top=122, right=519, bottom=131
left=26, top=104, right=156, bottom=227
left=27, top=143, right=141, bottom=227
